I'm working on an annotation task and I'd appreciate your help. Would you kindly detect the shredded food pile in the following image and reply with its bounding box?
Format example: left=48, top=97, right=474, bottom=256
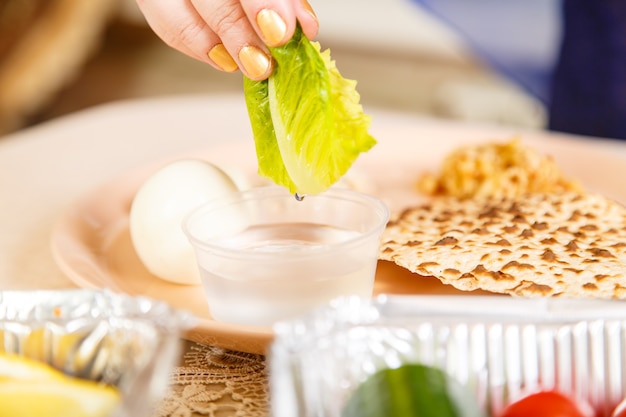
left=417, top=138, right=583, bottom=199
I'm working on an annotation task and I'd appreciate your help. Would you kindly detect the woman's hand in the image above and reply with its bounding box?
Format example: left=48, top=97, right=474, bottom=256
left=135, top=0, right=319, bottom=80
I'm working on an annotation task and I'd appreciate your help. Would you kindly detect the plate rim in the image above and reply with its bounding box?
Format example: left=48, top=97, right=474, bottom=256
left=50, top=126, right=626, bottom=354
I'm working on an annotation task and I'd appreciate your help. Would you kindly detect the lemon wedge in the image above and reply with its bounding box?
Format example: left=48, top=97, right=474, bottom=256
left=0, top=352, right=121, bottom=417
left=0, top=349, right=63, bottom=381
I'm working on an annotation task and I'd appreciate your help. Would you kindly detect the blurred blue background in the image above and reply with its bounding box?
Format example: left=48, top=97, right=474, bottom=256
left=409, top=0, right=562, bottom=105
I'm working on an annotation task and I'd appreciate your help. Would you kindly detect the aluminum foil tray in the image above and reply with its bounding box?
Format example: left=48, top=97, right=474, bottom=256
left=270, top=295, right=626, bottom=417
left=0, top=289, right=194, bottom=417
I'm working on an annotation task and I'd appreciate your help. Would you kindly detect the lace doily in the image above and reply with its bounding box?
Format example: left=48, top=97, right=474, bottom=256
left=155, top=342, right=269, bottom=417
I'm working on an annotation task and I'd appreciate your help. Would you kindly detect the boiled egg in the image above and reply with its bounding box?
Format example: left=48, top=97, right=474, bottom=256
left=129, top=159, right=239, bottom=285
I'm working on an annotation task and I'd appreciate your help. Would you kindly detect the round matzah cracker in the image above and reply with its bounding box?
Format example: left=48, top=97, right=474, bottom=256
left=379, top=193, right=626, bottom=298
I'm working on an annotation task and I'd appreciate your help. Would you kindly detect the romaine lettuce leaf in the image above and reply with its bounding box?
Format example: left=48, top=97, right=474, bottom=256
left=244, top=26, right=376, bottom=195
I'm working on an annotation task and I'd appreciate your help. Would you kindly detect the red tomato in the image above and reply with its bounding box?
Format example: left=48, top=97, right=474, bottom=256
left=612, top=399, right=626, bottom=417
left=499, top=390, right=592, bottom=417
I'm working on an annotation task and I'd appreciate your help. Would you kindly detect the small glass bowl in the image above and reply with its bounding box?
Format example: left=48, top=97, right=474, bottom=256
left=183, top=186, right=389, bottom=327
left=0, top=289, right=194, bottom=417
left=270, top=295, right=626, bottom=417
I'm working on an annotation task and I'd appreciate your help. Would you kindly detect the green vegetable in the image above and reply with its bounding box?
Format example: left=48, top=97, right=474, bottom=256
left=243, top=26, right=376, bottom=195
left=342, top=363, right=485, bottom=417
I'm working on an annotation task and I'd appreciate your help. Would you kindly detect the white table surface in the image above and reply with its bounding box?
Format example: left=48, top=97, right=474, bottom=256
left=2, top=93, right=626, bottom=292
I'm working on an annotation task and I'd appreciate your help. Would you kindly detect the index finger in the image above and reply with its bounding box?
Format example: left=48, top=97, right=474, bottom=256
left=240, top=0, right=319, bottom=46
left=240, top=0, right=297, bottom=47
left=191, top=0, right=273, bottom=80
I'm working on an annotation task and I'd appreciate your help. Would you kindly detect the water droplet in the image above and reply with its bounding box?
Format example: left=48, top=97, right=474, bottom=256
left=294, top=193, right=306, bottom=201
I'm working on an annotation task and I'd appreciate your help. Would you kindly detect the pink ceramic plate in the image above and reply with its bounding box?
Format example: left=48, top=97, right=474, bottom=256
left=51, top=119, right=626, bottom=354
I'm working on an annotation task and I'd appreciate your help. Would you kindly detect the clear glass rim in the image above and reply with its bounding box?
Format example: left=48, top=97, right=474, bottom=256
left=183, top=186, right=390, bottom=260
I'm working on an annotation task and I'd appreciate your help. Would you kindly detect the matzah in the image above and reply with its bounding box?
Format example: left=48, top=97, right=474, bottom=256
left=380, top=192, right=626, bottom=298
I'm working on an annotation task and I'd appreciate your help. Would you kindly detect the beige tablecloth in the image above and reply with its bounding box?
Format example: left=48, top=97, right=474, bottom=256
left=3, top=93, right=626, bottom=416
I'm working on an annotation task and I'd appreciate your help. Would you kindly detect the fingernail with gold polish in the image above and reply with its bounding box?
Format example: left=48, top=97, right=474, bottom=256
left=301, top=0, right=318, bottom=22
left=208, top=44, right=238, bottom=72
left=238, top=45, right=271, bottom=79
left=256, top=9, right=286, bottom=46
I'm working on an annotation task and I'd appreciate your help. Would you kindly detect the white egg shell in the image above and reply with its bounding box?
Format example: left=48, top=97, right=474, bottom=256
left=129, top=159, right=239, bottom=285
